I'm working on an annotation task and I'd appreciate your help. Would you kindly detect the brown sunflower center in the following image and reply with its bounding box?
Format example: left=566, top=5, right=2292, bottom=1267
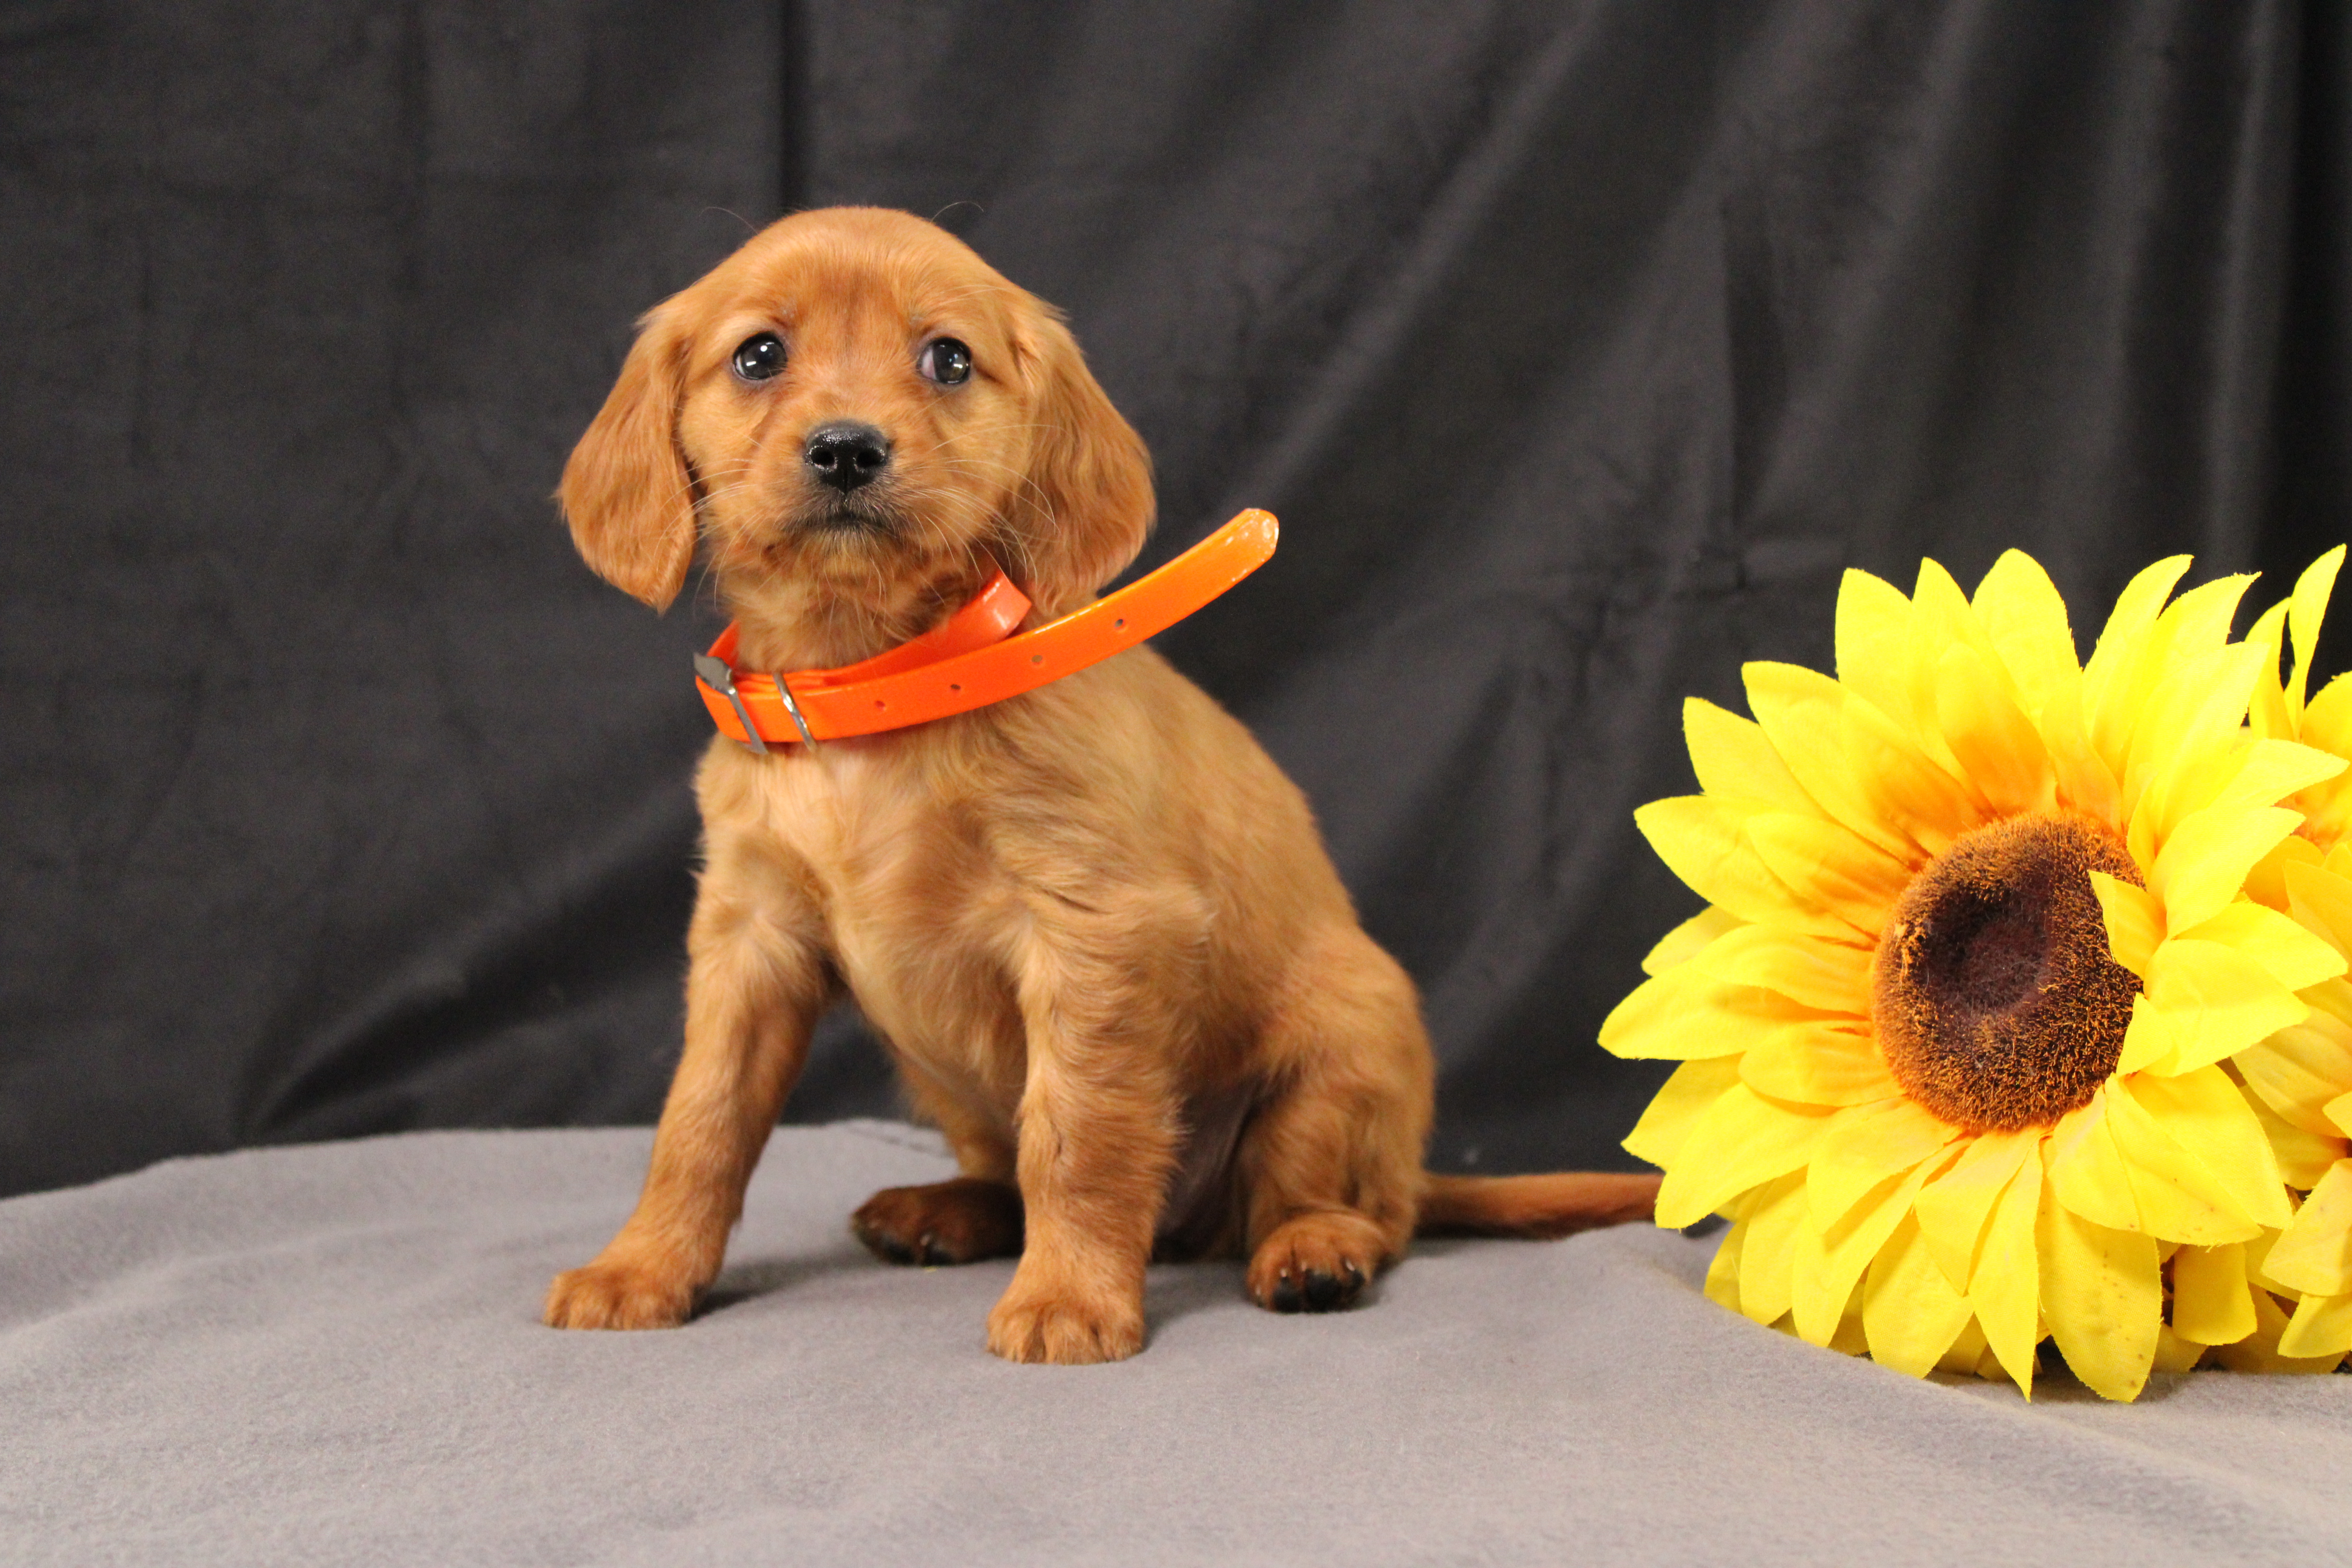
left=1871, top=811, right=2142, bottom=1133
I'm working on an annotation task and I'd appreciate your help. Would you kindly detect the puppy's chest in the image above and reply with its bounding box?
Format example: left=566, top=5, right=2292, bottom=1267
left=759, top=747, right=1025, bottom=1049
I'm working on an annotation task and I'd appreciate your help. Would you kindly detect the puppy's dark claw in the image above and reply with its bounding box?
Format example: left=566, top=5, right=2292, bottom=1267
left=1302, top=1268, right=1345, bottom=1310
left=1265, top=1261, right=1367, bottom=1314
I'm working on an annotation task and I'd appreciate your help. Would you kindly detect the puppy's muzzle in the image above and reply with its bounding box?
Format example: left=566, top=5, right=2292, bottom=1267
left=805, top=422, right=892, bottom=495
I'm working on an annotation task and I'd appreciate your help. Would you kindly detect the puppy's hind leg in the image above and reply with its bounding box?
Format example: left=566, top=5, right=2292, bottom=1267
left=1237, top=929, right=1434, bottom=1314
left=853, top=1062, right=1024, bottom=1266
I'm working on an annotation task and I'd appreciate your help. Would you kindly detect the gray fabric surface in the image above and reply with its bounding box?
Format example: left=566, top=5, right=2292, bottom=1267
left=4, top=1124, right=2350, bottom=1565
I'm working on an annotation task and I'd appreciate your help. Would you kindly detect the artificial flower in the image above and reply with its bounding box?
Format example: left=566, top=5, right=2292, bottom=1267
left=2227, top=545, right=2352, bottom=1364
left=1606, top=551, right=2346, bottom=1399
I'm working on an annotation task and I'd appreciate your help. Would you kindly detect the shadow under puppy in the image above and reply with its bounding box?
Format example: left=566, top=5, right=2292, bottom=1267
left=545, top=207, right=1659, bottom=1363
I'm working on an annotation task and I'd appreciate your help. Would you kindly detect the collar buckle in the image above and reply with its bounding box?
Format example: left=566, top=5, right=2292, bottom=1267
left=693, top=654, right=769, bottom=755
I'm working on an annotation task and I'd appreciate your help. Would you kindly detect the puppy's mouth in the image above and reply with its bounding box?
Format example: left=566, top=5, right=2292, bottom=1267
left=793, top=491, right=901, bottom=539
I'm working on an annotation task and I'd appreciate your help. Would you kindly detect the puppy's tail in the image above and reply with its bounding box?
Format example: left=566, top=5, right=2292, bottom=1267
left=1416, top=1171, right=1662, bottom=1239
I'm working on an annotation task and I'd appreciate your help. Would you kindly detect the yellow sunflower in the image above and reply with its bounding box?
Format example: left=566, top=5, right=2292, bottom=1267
left=1604, top=551, right=2348, bottom=1399
left=2225, top=545, right=2352, bottom=1366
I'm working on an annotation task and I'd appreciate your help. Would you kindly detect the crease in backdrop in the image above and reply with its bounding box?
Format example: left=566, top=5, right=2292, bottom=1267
left=1, top=0, right=2345, bottom=1196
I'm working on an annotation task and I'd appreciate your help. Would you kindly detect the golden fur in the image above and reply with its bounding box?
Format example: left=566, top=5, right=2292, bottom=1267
left=543, top=208, right=1657, bottom=1363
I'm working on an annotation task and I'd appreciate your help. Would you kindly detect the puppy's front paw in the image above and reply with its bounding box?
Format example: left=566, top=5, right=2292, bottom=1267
left=986, top=1278, right=1145, bottom=1365
left=543, top=1254, right=697, bottom=1330
left=1248, top=1211, right=1385, bottom=1313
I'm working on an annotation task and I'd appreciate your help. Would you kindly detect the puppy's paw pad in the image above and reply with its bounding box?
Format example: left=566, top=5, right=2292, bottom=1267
left=986, top=1290, right=1144, bottom=1365
left=543, top=1259, right=695, bottom=1330
left=852, top=1178, right=1023, bottom=1267
left=1248, top=1214, right=1383, bottom=1314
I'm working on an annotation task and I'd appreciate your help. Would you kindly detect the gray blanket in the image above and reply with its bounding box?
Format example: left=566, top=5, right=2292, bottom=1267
left=4, top=1123, right=2349, bottom=1565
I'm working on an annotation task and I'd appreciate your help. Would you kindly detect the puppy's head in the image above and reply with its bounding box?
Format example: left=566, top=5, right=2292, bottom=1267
left=559, top=208, right=1153, bottom=641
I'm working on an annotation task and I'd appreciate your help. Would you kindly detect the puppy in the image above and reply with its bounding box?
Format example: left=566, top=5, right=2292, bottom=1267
left=544, top=207, right=1658, bottom=1363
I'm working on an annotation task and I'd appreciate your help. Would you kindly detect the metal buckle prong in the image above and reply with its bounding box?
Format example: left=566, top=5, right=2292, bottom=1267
left=770, top=674, right=821, bottom=750
left=694, top=654, right=769, bottom=755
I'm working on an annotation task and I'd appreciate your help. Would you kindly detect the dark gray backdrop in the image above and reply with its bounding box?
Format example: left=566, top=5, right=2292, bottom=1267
left=4, top=0, right=2348, bottom=1198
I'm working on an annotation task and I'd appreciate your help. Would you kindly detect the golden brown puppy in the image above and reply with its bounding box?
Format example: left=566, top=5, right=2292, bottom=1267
left=544, top=207, right=1658, bottom=1363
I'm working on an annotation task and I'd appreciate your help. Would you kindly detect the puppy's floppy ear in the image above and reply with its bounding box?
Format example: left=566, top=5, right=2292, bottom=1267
left=1001, top=301, right=1154, bottom=620
left=558, top=300, right=699, bottom=611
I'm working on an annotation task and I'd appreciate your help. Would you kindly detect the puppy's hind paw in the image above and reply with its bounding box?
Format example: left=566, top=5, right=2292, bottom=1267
left=543, top=1257, right=697, bottom=1330
left=1248, top=1211, right=1385, bottom=1314
left=853, top=1177, right=1023, bottom=1266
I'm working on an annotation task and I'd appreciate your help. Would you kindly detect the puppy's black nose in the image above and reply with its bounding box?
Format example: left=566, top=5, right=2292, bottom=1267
left=804, top=422, right=891, bottom=494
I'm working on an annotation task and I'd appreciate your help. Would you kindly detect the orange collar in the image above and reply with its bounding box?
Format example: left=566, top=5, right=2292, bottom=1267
left=693, top=509, right=1278, bottom=751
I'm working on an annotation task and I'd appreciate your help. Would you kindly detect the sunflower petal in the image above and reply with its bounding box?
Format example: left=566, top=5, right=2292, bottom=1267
left=1683, top=697, right=1816, bottom=814
left=1621, top=1057, right=1744, bottom=1168
left=1863, top=1211, right=1977, bottom=1376
left=1740, top=1024, right=1900, bottom=1107
left=1834, top=568, right=1917, bottom=738
left=1705, top=1217, right=1746, bottom=1310
left=1745, top=813, right=1916, bottom=939
left=2249, top=598, right=2294, bottom=742
left=2116, top=995, right=2180, bottom=1077
left=2208, top=739, right=2346, bottom=819
left=1972, top=551, right=2082, bottom=716
left=2327, top=1089, right=2352, bottom=1141
left=2137, top=937, right=2311, bottom=1075
left=1794, top=1160, right=1940, bottom=1346
left=1906, top=561, right=2009, bottom=773
left=2102, top=1074, right=2261, bottom=1243
left=2153, top=1324, right=2210, bottom=1372
left=2287, top=546, right=2346, bottom=722
left=2045, top=1092, right=2140, bottom=1230
left=2236, top=1014, right=2352, bottom=1136
left=1914, top=1129, right=2036, bottom=1293
left=2081, top=555, right=2194, bottom=769
left=2112, top=1068, right=2290, bottom=1236
left=2123, top=641, right=2267, bottom=842
left=2260, top=1160, right=2352, bottom=1297
left=2147, top=806, right=2302, bottom=937
left=1968, top=1149, right=2045, bottom=1396
left=2129, top=739, right=2251, bottom=867
left=1807, top=1098, right=1958, bottom=1231
left=2304, top=675, right=2352, bottom=771
left=2116, top=607, right=2259, bottom=819
left=2039, top=679, right=2123, bottom=826
left=2089, top=871, right=2164, bottom=980
left=2278, top=1290, right=2352, bottom=1360
left=1744, top=663, right=1914, bottom=857
left=2306, top=973, right=2352, bottom=1033
left=1602, top=963, right=1795, bottom=1060
left=2171, top=1241, right=2257, bottom=1346
left=1635, top=796, right=1846, bottom=934
left=2246, top=1089, right=2343, bottom=1189
left=2211, top=1282, right=2349, bottom=1373
left=2245, top=832, right=2325, bottom=913
left=2172, top=900, right=2346, bottom=993
left=1689, top=924, right=1873, bottom=1014
left=1640, top=906, right=1743, bottom=977
left=1840, top=697, right=1987, bottom=856
left=1934, top=644, right=2056, bottom=817
left=1653, top=1082, right=1834, bottom=1228
left=2285, top=859, right=2352, bottom=960
left=1735, top=1171, right=1807, bottom=1325
left=2036, top=1195, right=2161, bottom=1400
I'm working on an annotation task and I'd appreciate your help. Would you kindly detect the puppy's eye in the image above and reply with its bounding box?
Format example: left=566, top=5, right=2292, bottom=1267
left=732, top=332, right=786, bottom=382
left=918, top=338, right=973, bottom=386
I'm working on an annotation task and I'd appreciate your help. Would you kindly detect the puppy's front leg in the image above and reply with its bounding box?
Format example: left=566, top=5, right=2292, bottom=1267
left=545, top=852, right=829, bottom=1330
left=986, top=920, right=1181, bottom=1365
